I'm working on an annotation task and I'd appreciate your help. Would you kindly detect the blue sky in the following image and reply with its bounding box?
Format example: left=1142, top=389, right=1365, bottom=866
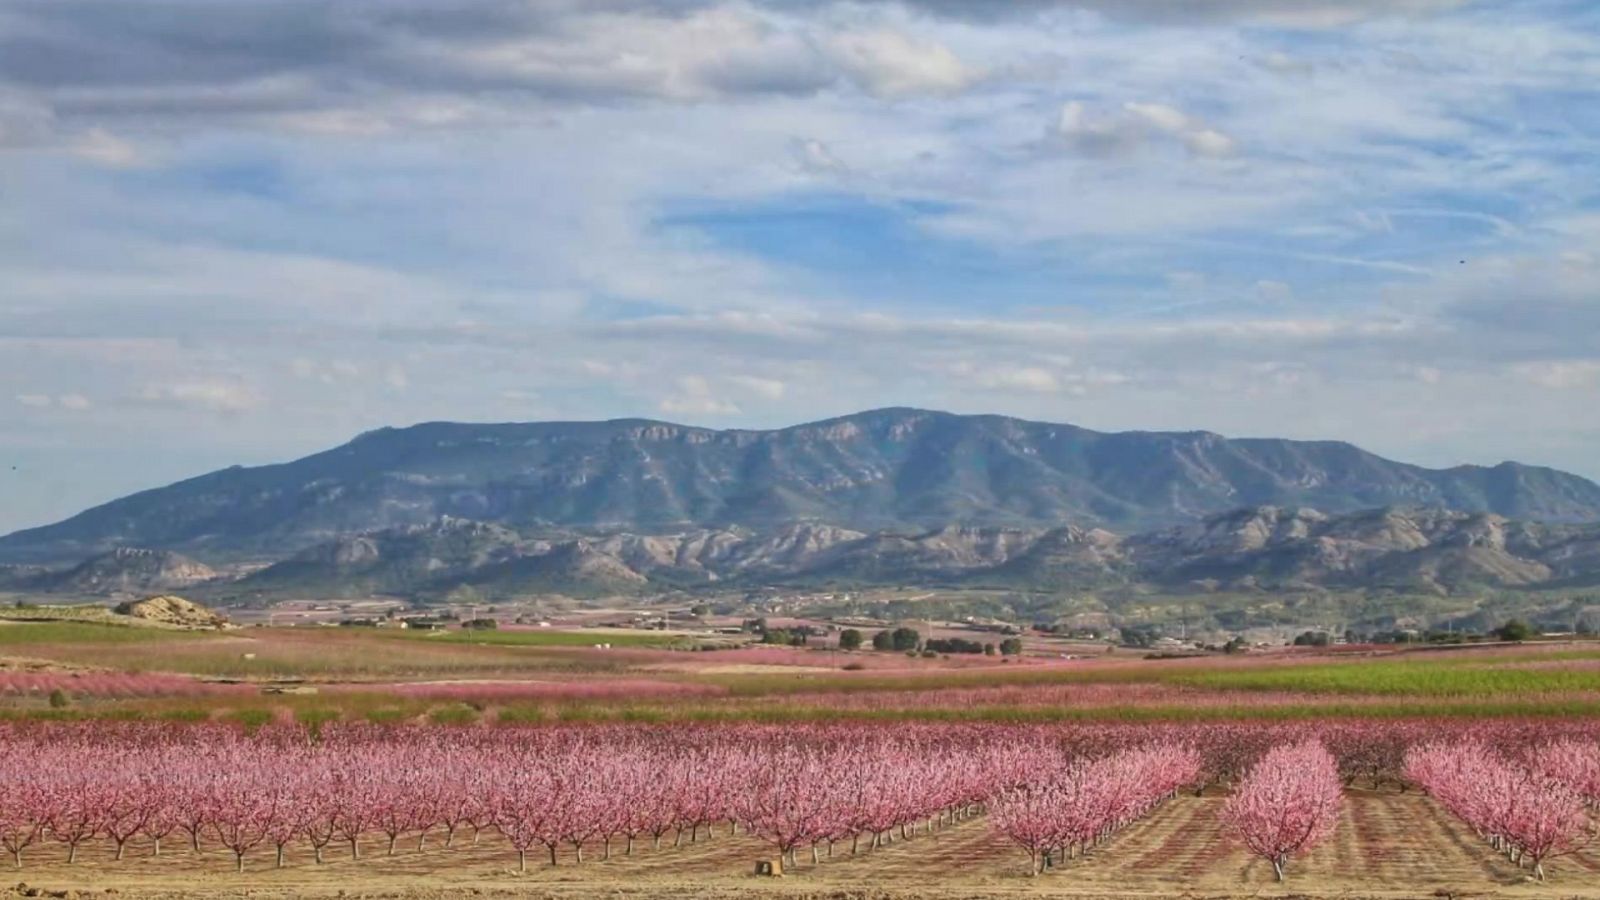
left=1, top=0, right=1599, bottom=534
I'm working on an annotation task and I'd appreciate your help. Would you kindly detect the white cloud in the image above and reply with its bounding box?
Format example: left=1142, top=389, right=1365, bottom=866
left=823, top=30, right=979, bottom=98
left=1514, top=361, right=1600, bottom=390
left=792, top=138, right=848, bottom=176
left=68, top=129, right=144, bottom=168
left=11, top=393, right=91, bottom=410
left=132, top=381, right=260, bottom=414
left=729, top=374, right=787, bottom=399
left=659, top=375, right=741, bottom=416
left=972, top=366, right=1063, bottom=394
left=1056, top=101, right=1238, bottom=159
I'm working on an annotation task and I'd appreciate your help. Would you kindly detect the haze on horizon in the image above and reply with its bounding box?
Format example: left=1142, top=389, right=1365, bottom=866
left=2, top=0, right=1598, bottom=534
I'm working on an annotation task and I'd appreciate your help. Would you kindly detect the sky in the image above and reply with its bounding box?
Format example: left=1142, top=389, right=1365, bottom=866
left=1, top=0, right=1599, bottom=535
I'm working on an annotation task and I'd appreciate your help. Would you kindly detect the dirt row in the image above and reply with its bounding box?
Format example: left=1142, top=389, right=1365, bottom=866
left=5, top=790, right=1598, bottom=899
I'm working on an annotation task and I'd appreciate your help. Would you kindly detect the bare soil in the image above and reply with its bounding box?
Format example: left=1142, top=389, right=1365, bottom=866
left=5, top=790, right=1598, bottom=899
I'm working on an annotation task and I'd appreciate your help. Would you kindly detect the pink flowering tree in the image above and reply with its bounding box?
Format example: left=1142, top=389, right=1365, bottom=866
left=1220, top=740, right=1343, bottom=882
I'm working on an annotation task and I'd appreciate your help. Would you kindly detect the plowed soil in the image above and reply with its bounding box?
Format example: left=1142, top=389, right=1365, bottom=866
left=6, top=790, right=1599, bottom=899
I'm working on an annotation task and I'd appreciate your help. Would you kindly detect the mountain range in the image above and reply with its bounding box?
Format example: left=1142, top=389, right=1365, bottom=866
left=3, top=408, right=1599, bottom=565
left=7, top=507, right=1600, bottom=604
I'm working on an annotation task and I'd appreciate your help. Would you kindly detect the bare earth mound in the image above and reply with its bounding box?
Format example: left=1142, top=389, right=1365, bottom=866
left=112, top=595, right=228, bottom=629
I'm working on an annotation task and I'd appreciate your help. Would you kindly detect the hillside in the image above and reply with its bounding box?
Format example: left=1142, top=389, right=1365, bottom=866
left=13, top=548, right=217, bottom=596
left=205, top=507, right=1600, bottom=603
left=4, top=409, right=1598, bottom=564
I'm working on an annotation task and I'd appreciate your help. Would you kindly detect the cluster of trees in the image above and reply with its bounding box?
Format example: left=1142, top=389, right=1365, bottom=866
left=988, top=744, right=1201, bottom=875
left=1219, top=741, right=1343, bottom=882
left=750, top=620, right=822, bottom=647
left=1406, top=740, right=1599, bottom=880
left=871, top=627, right=923, bottom=652
left=840, top=627, right=1021, bottom=656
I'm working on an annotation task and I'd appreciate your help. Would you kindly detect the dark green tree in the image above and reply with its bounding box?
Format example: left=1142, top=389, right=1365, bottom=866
left=1495, top=619, right=1533, bottom=642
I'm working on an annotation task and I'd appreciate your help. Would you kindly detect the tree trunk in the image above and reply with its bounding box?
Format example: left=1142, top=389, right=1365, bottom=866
left=115, top=838, right=127, bottom=860
left=314, top=844, right=324, bottom=864
left=191, top=830, right=201, bottom=852
left=11, top=848, right=21, bottom=869
left=235, top=851, right=245, bottom=873
left=67, top=843, right=77, bottom=864
left=153, top=837, right=161, bottom=857
left=626, top=835, right=635, bottom=856
left=549, top=844, right=558, bottom=866
left=811, top=844, right=819, bottom=865
left=518, top=849, right=527, bottom=873
left=350, top=837, right=360, bottom=860
left=1272, top=856, right=1285, bottom=882
left=387, top=834, right=397, bottom=855
left=276, top=844, right=286, bottom=868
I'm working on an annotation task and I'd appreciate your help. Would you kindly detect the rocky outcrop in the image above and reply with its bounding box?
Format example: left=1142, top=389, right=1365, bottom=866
left=113, top=594, right=228, bottom=629
left=23, top=548, right=217, bottom=595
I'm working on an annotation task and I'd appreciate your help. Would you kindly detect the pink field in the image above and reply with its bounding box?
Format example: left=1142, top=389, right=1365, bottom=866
left=0, top=671, right=254, bottom=699
left=332, top=677, right=730, bottom=703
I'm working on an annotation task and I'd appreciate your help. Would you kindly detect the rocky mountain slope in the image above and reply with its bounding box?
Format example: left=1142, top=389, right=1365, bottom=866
left=11, top=548, right=217, bottom=596
left=191, top=507, right=1600, bottom=602
left=3, top=409, right=1599, bottom=563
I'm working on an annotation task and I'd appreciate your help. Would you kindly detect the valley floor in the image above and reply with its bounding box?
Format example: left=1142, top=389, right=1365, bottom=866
left=7, top=790, right=1599, bottom=900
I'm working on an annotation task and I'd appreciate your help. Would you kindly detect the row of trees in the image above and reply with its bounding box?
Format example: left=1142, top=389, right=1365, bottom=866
left=988, top=743, right=1201, bottom=874
left=1405, top=740, right=1599, bottom=880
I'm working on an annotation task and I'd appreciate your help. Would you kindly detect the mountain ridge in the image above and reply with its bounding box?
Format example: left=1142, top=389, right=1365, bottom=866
left=212, top=505, right=1600, bottom=601
left=3, top=408, right=1599, bottom=564
left=8, top=506, right=1600, bottom=605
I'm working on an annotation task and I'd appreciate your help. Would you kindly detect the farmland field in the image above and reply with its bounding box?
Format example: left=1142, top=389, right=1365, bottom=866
left=8, top=621, right=1600, bottom=897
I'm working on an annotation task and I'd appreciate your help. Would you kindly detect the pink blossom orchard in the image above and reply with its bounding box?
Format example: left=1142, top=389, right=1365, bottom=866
left=1406, top=741, right=1596, bottom=881
left=1219, top=740, right=1342, bottom=882
left=988, top=743, right=1201, bottom=875
left=0, top=722, right=1053, bottom=873
left=1, top=719, right=1599, bottom=877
